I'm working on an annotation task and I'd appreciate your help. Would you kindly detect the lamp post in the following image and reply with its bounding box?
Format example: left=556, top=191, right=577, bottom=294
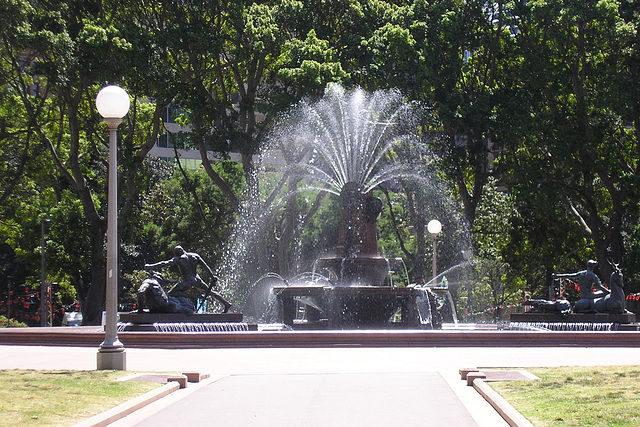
left=462, top=249, right=473, bottom=322
left=96, top=85, right=129, bottom=370
left=40, top=218, right=51, bottom=327
left=427, top=219, right=442, bottom=284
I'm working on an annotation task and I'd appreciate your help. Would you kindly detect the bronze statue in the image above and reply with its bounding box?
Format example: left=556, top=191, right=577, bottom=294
left=594, top=263, right=626, bottom=314
left=525, top=298, right=571, bottom=314
left=144, top=245, right=232, bottom=313
left=136, top=271, right=194, bottom=314
left=554, top=260, right=609, bottom=313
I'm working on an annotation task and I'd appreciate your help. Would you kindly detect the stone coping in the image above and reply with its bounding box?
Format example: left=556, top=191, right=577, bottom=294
left=2, top=327, right=640, bottom=348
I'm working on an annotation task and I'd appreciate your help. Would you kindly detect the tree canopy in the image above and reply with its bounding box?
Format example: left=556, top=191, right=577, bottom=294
left=2, top=0, right=639, bottom=324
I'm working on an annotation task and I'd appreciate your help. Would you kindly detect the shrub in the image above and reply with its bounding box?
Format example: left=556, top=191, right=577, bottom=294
left=0, top=315, right=28, bottom=328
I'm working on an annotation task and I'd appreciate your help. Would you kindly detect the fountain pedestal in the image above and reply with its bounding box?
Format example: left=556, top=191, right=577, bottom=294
left=315, top=256, right=390, bottom=287
left=273, top=182, right=443, bottom=330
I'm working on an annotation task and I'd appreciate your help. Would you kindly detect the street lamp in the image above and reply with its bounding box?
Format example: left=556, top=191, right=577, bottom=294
left=96, top=85, right=129, bottom=370
left=427, top=219, right=442, bottom=284
left=40, top=218, right=51, bottom=327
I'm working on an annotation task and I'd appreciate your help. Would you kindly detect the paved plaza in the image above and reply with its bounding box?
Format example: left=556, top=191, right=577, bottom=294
left=2, top=344, right=640, bottom=426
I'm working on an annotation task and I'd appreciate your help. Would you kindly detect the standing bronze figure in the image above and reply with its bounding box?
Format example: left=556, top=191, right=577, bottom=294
left=145, top=245, right=232, bottom=313
left=554, top=260, right=609, bottom=313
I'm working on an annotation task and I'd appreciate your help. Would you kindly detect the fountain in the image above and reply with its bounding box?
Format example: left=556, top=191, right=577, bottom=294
left=231, top=85, right=460, bottom=329
left=271, top=182, right=442, bottom=329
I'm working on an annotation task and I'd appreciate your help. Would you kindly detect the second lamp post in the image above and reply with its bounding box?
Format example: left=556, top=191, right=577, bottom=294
left=427, top=219, right=442, bottom=284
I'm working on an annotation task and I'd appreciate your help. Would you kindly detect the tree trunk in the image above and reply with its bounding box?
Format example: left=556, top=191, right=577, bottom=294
left=82, top=221, right=107, bottom=325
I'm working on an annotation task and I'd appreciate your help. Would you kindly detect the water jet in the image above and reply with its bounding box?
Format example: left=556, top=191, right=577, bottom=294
left=241, top=85, right=458, bottom=329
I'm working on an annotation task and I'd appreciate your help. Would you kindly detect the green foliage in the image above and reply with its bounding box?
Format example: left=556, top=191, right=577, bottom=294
left=141, top=161, right=243, bottom=264
left=0, top=315, right=27, bottom=328
left=275, top=29, right=348, bottom=97
left=294, top=189, right=341, bottom=271
left=497, top=0, right=640, bottom=284
left=361, top=22, right=421, bottom=90
left=46, top=191, right=91, bottom=288
left=3, top=0, right=640, bottom=319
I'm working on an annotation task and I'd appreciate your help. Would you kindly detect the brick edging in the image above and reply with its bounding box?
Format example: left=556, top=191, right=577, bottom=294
left=472, top=378, right=534, bottom=427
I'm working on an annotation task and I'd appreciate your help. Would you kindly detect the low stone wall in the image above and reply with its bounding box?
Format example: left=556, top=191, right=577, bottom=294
left=2, top=327, right=640, bottom=348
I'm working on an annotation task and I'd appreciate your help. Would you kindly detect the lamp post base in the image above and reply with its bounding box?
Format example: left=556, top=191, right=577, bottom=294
left=97, top=346, right=126, bottom=370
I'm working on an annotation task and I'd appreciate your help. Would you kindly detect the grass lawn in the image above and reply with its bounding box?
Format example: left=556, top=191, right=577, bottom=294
left=490, top=365, right=640, bottom=426
left=0, top=370, right=162, bottom=426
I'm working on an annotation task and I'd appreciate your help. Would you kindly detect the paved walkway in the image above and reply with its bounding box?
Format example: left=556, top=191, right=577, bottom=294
left=132, top=372, right=478, bottom=427
left=3, top=345, right=640, bottom=426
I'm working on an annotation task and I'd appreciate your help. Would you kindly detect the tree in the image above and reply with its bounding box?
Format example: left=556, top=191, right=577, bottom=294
left=410, top=0, right=521, bottom=228
left=0, top=0, right=166, bottom=324
left=469, top=179, right=531, bottom=319
left=499, top=0, right=640, bottom=282
left=140, top=159, right=243, bottom=264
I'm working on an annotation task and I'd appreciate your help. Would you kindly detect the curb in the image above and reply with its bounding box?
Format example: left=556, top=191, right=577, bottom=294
left=72, top=381, right=180, bottom=427
left=472, top=379, right=534, bottom=427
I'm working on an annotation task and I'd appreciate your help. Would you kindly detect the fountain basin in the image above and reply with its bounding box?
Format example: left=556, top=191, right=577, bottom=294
left=272, top=285, right=440, bottom=330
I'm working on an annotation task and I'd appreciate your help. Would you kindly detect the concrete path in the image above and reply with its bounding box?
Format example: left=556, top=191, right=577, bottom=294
left=3, top=345, right=640, bottom=426
left=131, top=372, right=478, bottom=427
